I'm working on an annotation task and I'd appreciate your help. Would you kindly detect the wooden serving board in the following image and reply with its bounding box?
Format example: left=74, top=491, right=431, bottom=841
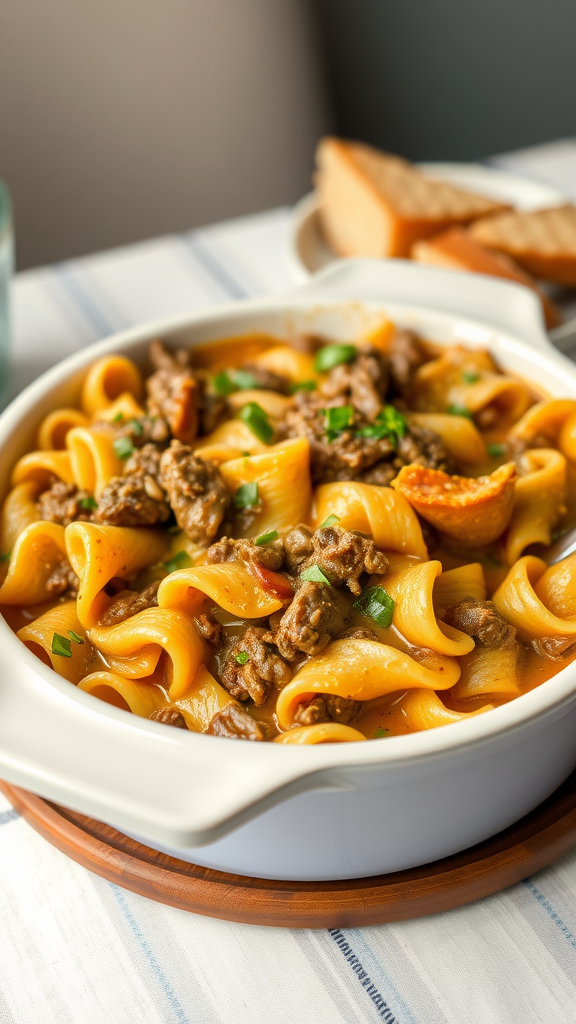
left=2, top=774, right=576, bottom=929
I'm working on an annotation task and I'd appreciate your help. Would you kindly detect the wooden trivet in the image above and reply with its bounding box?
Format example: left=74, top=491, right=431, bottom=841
left=2, top=774, right=576, bottom=928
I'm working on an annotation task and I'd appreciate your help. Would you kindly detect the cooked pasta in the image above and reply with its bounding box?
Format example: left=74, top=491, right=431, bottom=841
left=1, top=324, right=574, bottom=744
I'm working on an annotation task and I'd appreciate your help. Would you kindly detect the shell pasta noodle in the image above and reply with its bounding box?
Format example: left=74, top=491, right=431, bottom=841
left=2, top=324, right=576, bottom=744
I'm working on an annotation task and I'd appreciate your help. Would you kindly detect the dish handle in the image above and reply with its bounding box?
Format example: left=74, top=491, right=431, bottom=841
left=284, top=258, right=554, bottom=355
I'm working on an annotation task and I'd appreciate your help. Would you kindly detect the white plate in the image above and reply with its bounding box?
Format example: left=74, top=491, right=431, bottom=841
left=286, top=162, right=568, bottom=283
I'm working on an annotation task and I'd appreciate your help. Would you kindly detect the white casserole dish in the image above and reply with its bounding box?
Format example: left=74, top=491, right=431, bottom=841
left=1, top=259, right=576, bottom=882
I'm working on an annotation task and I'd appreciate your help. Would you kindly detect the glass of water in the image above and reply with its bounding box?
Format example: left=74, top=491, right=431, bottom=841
left=0, top=179, right=14, bottom=408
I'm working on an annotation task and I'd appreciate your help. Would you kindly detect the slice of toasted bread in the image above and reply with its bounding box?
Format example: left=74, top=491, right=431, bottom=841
left=469, top=205, right=576, bottom=286
left=314, top=137, right=510, bottom=259
left=412, top=229, right=561, bottom=329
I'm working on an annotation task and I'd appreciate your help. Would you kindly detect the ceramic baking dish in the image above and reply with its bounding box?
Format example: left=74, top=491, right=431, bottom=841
left=1, top=259, right=576, bottom=881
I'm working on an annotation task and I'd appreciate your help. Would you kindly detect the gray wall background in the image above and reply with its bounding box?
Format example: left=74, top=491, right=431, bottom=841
left=0, top=0, right=331, bottom=269
left=311, top=0, right=576, bottom=162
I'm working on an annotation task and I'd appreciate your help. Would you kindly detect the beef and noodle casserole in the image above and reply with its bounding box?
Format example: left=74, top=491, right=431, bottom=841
left=2, top=323, right=576, bottom=745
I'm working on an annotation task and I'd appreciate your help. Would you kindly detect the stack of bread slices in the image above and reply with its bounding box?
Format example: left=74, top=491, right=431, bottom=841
left=315, top=138, right=576, bottom=329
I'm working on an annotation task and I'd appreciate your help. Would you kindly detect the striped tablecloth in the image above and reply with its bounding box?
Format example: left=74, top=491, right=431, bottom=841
left=3, top=141, right=576, bottom=1024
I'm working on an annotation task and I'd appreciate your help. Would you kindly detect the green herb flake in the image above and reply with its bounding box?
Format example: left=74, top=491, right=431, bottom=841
left=68, top=630, right=85, bottom=645
left=484, top=554, right=503, bottom=568
left=112, top=411, right=124, bottom=423
left=166, top=523, right=181, bottom=534
left=300, top=564, right=331, bottom=585
left=462, top=371, right=480, bottom=384
left=323, top=405, right=354, bottom=443
left=255, top=529, right=278, bottom=546
left=164, top=551, right=193, bottom=573
left=79, top=496, right=98, bottom=511
left=487, top=442, right=506, bottom=458
left=353, top=585, right=395, bottom=628
left=241, top=450, right=251, bottom=457
left=319, top=514, right=340, bottom=529
left=113, top=436, right=135, bottom=460
left=234, top=481, right=260, bottom=509
left=231, top=368, right=258, bottom=390
left=128, top=418, right=143, bottom=436
left=239, top=402, right=274, bottom=444
left=375, top=727, right=389, bottom=738
left=314, top=343, right=357, bottom=373
left=0, top=550, right=12, bottom=563
left=448, top=404, right=473, bottom=420
left=52, top=633, right=72, bottom=658
left=357, top=405, right=407, bottom=447
left=212, top=370, right=236, bottom=397
left=235, top=651, right=250, bottom=665
left=288, top=380, right=317, bottom=394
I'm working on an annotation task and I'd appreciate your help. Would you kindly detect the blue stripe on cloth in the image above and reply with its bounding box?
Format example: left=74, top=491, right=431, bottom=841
left=0, top=808, right=19, bottom=826
left=328, top=928, right=415, bottom=1023
left=109, top=883, right=192, bottom=1024
left=522, top=878, right=576, bottom=952
left=183, top=234, right=249, bottom=299
left=54, top=265, right=118, bottom=337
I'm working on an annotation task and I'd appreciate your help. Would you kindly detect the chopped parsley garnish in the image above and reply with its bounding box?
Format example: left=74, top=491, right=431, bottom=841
left=235, top=651, right=250, bottom=665
left=0, top=550, right=11, bottom=562
left=166, top=523, right=181, bottom=534
left=255, top=529, right=278, bottom=545
left=462, top=371, right=480, bottom=384
left=239, top=402, right=274, bottom=444
left=323, top=405, right=354, bottom=442
left=300, top=564, right=331, bottom=585
left=212, top=370, right=236, bottom=396
left=375, top=727, right=389, bottom=738
left=68, top=630, right=85, bottom=645
left=234, top=482, right=260, bottom=509
left=288, top=380, right=317, bottom=394
left=52, top=633, right=72, bottom=658
left=128, top=418, right=143, bottom=436
left=357, top=405, right=407, bottom=447
left=353, top=585, right=395, bottom=628
left=213, top=368, right=259, bottom=395
left=164, top=551, right=193, bottom=573
left=79, top=496, right=97, bottom=511
left=112, top=411, right=124, bottom=423
left=314, top=343, right=357, bottom=373
left=487, top=442, right=506, bottom=457
left=113, top=436, right=135, bottom=460
left=319, top=514, right=340, bottom=529
left=448, top=404, right=473, bottom=420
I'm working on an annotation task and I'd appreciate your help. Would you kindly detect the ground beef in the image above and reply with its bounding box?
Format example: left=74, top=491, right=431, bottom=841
left=146, top=340, right=199, bottom=444
left=95, top=473, right=170, bottom=527
left=206, top=535, right=284, bottom=571
left=283, top=391, right=396, bottom=484
left=97, top=581, right=159, bottom=627
left=148, top=707, right=189, bottom=729
left=293, top=694, right=362, bottom=727
left=321, top=346, right=388, bottom=421
left=284, top=524, right=314, bottom=574
left=274, top=581, right=346, bottom=660
left=37, top=480, right=94, bottom=527
left=531, top=636, right=576, bottom=661
left=194, top=611, right=224, bottom=647
left=358, top=462, right=398, bottom=487
left=207, top=703, right=265, bottom=741
left=199, top=389, right=229, bottom=435
left=123, top=443, right=163, bottom=480
left=45, top=558, right=79, bottom=598
left=300, top=524, right=388, bottom=595
left=397, top=423, right=454, bottom=473
left=388, top=329, right=426, bottom=399
left=443, top=599, right=517, bottom=649
left=289, top=333, right=324, bottom=355
left=114, top=415, right=171, bottom=449
left=159, top=441, right=231, bottom=545
left=220, top=626, right=292, bottom=705
left=241, top=363, right=291, bottom=394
